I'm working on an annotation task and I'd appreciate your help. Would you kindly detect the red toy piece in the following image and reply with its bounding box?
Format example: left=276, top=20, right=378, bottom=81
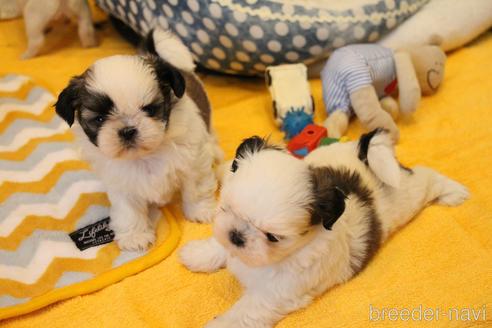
left=287, top=124, right=327, bottom=158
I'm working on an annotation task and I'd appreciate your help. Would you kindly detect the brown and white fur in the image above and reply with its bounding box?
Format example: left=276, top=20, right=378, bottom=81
left=179, top=130, right=469, bottom=327
left=55, top=29, right=221, bottom=251
left=14, top=0, right=97, bottom=59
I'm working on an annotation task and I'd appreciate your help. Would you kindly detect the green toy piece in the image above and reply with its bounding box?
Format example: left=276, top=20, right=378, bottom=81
left=318, top=137, right=340, bottom=147
left=318, top=136, right=350, bottom=148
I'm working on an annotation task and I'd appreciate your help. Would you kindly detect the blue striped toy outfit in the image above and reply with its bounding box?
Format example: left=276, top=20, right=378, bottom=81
left=321, top=44, right=397, bottom=116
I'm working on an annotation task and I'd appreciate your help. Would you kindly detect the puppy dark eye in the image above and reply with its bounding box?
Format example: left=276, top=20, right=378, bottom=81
left=142, top=103, right=160, bottom=116
left=265, top=232, right=279, bottom=243
left=91, top=116, right=105, bottom=124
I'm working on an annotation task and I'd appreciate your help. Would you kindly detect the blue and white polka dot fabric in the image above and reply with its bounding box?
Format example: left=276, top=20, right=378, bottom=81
left=96, top=0, right=429, bottom=76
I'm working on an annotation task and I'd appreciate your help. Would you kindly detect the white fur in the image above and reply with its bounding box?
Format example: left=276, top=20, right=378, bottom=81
left=367, top=132, right=401, bottom=188
left=152, top=28, right=195, bottom=72
left=180, top=132, right=469, bottom=327
left=72, top=53, right=219, bottom=251
left=323, top=110, right=349, bottom=139
left=18, top=0, right=97, bottom=59
left=0, top=0, right=22, bottom=19
left=379, top=0, right=492, bottom=52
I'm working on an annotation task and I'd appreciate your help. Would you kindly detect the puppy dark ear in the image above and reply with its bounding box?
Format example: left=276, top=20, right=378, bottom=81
left=54, top=76, right=84, bottom=127
left=232, top=136, right=266, bottom=172
left=231, top=136, right=284, bottom=172
left=143, top=29, right=158, bottom=55
left=144, top=29, right=186, bottom=98
left=231, top=136, right=282, bottom=172
left=310, top=167, right=346, bottom=230
left=168, top=68, right=185, bottom=98
left=152, top=58, right=186, bottom=98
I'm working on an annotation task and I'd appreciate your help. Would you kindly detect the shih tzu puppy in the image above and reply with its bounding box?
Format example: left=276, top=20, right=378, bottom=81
left=179, top=129, right=469, bottom=327
left=15, top=0, right=97, bottom=59
left=55, top=29, right=222, bottom=251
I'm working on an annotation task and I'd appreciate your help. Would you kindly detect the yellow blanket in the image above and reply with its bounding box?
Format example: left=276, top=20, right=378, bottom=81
left=1, top=19, right=491, bottom=327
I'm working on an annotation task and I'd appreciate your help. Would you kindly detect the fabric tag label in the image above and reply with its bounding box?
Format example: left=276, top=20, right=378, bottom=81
left=69, top=217, right=114, bottom=251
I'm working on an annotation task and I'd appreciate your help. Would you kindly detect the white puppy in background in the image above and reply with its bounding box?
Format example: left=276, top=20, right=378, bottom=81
left=11, top=0, right=98, bottom=59
left=180, top=130, right=469, bottom=327
left=55, top=29, right=221, bottom=251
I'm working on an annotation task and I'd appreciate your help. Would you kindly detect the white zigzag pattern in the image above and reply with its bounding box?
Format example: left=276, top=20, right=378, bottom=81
left=0, top=121, right=68, bottom=152
left=0, top=180, right=105, bottom=237
left=0, top=148, right=79, bottom=184
left=215, top=0, right=427, bottom=23
left=0, top=75, right=29, bottom=92
left=0, top=240, right=102, bottom=284
left=0, top=90, right=54, bottom=121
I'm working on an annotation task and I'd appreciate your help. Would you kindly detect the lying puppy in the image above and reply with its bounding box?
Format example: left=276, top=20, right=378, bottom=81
left=16, top=0, right=97, bottom=59
left=180, top=130, right=469, bottom=327
left=55, top=29, right=221, bottom=250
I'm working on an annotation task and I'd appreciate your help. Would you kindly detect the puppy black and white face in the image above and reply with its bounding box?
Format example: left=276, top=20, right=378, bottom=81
left=55, top=54, right=184, bottom=159
left=214, top=137, right=346, bottom=267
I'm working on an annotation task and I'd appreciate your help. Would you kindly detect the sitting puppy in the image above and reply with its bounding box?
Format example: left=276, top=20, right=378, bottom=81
left=16, top=0, right=97, bottom=59
left=179, top=130, right=469, bottom=327
left=55, top=29, right=221, bottom=251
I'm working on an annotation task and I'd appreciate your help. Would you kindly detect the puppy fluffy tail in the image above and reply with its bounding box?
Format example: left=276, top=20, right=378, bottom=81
left=145, top=28, right=195, bottom=72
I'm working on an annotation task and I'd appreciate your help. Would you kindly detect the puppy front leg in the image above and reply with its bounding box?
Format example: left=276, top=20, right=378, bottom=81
left=108, top=191, right=155, bottom=251
left=75, top=0, right=97, bottom=48
left=179, top=238, right=227, bottom=272
left=181, top=165, right=217, bottom=223
left=206, top=291, right=306, bottom=328
left=21, top=1, right=56, bottom=59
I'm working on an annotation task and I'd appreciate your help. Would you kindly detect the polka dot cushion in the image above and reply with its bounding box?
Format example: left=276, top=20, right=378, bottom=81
left=96, top=0, right=429, bottom=76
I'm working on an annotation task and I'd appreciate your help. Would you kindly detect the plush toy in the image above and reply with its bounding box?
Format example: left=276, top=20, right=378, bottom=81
left=321, top=43, right=446, bottom=141
left=379, top=0, right=492, bottom=53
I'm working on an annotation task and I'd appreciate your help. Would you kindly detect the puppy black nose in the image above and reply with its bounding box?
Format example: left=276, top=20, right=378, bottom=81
left=229, top=229, right=245, bottom=248
left=118, top=126, right=137, bottom=142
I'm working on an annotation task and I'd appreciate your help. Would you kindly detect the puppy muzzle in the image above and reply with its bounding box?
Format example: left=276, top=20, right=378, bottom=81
left=118, top=126, right=138, bottom=145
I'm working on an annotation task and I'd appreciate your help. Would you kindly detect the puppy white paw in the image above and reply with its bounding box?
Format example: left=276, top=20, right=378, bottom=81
left=115, top=230, right=155, bottom=251
left=437, top=178, right=470, bottom=206
left=183, top=198, right=216, bottom=223
left=179, top=240, right=225, bottom=273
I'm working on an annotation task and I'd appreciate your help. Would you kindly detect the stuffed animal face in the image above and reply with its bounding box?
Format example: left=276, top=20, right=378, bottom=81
left=409, top=46, right=446, bottom=95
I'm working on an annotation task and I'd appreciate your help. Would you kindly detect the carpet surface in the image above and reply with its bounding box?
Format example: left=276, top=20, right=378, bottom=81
left=0, top=17, right=491, bottom=327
